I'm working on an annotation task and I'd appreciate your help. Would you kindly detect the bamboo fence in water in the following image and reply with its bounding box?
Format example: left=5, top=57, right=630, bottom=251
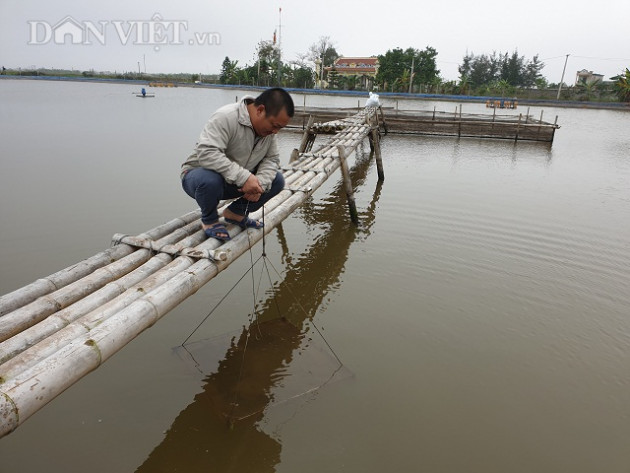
left=292, top=105, right=560, bottom=143
left=0, top=108, right=383, bottom=437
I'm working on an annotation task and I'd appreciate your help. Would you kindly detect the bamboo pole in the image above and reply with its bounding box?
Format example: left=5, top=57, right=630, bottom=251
left=0, top=210, right=201, bottom=316
left=337, top=145, right=359, bottom=225
left=0, top=253, right=174, bottom=366
left=0, top=251, right=153, bottom=343
left=298, top=115, right=314, bottom=153
left=371, top=128, right=385, bottom=181
left=0, top=217, right=205, bottom=344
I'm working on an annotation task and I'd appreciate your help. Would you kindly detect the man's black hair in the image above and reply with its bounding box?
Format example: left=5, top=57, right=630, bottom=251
left=254, top=87, right=295, bottom=118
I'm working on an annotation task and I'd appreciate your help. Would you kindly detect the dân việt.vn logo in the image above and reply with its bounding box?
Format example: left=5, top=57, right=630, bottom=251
left=27, top=13, right=221, bottom=51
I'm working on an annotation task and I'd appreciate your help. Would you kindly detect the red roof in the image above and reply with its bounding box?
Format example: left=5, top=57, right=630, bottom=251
left=334, top=57, right=378, bottom=67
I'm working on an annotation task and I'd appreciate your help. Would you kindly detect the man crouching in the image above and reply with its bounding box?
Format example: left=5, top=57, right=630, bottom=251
left=181, top=87, right=294, bottom=241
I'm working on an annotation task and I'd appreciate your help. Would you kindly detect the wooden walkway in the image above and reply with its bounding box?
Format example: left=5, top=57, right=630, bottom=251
left=0, top=109, right=383, bottom=437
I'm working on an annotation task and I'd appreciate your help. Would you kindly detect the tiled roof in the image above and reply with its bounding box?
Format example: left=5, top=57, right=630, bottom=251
left=335, top=57, right=378, bottom=66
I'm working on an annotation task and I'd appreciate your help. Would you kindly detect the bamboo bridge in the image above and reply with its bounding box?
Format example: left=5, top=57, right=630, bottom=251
left=0, top=108, right=384, bottom=437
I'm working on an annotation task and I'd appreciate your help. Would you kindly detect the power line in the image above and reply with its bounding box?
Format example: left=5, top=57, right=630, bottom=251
left=541, top=55, right=570, bottom=61
left=571, top=55, right=630, bottom=61
left=543, top=54, right=629, bottom=62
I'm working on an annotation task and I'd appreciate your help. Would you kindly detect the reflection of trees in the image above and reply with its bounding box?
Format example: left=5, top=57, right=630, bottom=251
left=135, top=150, right=382, bottom=473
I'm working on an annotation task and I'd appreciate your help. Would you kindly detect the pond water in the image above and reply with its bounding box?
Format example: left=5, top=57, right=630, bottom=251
left=1, top=79, right=629, bottom=473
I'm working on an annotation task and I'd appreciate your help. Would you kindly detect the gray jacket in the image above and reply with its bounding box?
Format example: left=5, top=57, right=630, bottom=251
left=181, top=96, right=280, bottom=191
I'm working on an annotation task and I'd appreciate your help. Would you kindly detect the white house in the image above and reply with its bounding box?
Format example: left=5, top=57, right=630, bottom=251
left=575, top=69, right=604, bottom=85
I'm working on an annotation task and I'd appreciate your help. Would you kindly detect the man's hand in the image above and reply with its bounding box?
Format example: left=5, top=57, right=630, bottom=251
left=239, top=174, right=263, bottom=202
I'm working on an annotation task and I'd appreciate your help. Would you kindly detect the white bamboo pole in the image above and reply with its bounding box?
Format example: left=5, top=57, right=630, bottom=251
left=0, top=210, right=201, bottom=316
left=0, top=218, right=204, bottom=343
left=0, top=251, right=153, bottom=343
left=0, top=219, right=214, bottom=365
left=3, top=254, right=173, bottom=363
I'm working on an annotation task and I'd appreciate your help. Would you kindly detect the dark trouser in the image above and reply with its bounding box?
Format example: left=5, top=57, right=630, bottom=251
left=181, top=168, right=285, bottom=225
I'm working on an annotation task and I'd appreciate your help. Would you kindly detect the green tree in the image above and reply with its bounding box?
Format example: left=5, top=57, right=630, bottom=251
left=376, top=47, right=407, bottom=91
left=376, top=46, right=440, bottom=92
left=523, top=55, right=544, bottom=87
left=289, top=65, right=315, bottom=89
left=220, top=56, right=240, bottom=84
left=613, top=68, right=630, bottom=102
left=576, top=76, right=604, bottom=101
left=413, top=46, right=440, bottom=85
left=459, top=50, right=544, bottom=90
left=327, top=67, right=340, bottom=89
left=286, top=55, right=315, bottom=89
left=254, top=40, right=280, bottom=86
left=457, top=75, right=471, bottom=95
left=308, top=36, right=339, bottom=70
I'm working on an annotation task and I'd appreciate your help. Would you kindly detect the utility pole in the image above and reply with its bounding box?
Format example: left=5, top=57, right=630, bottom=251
left=276, top=7, right=282, bottom=85
left=556, top=54, right=569, bottom=100
left=408, top=56, right=415, bottom=94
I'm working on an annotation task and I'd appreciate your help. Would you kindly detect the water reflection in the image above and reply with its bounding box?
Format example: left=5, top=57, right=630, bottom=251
left=135, top=150, right=381, bottom=472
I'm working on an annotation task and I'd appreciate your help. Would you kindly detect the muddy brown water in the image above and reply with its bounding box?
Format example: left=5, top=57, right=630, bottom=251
left=1, top=79, right=629, bottom=472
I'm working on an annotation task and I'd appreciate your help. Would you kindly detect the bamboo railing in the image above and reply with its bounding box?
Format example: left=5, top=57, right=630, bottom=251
left=0, top=108, right=383, bottom=437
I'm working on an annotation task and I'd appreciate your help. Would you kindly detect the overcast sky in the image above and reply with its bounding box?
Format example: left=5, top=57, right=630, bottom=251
left=1, top=0, right=629, bottom=84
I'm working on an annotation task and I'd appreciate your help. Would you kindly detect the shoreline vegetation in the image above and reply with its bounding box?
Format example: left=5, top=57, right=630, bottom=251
left=1, top=71, right=628, bottom=111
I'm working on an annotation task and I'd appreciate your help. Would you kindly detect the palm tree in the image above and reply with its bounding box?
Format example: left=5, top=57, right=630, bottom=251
left=614, top=68, right=630, bottom=102
left=576, top=78, right=603, bottom=101
left=490, top=79, right=512, bottom=97
left=457, top=75, right=470, bottom=95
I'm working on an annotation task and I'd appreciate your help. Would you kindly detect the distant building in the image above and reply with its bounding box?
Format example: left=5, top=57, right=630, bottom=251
left=575, top=69, right=604, bottom=85
left=324, top=57, right=379, bottom=90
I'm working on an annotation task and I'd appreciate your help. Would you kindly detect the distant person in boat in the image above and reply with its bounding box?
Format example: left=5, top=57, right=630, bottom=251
left=181, top=87, right=294, bottom=241
left=141, top=87, right=146, bottom=97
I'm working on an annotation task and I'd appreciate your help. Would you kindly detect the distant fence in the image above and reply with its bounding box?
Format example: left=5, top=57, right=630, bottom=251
left=2, top=75, right=628, bottom=110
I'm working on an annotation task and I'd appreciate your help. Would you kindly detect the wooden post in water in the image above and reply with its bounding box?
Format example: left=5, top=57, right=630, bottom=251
left=515, top=113, right=522, bottom=142
left=298, top=115, right=315, bottom=154
left=336, top=145, right=359, bottom=225
left=536, top=110, right=544, bottom=141
left=379, top=106, right=388, bottom=135
left=371, top=128, right=385, bottom=181
left=551, top=115, right=559, bottom=143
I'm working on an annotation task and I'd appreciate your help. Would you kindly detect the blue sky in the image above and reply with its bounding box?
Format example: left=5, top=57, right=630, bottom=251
left=1, top=0, right=628, bottom=83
